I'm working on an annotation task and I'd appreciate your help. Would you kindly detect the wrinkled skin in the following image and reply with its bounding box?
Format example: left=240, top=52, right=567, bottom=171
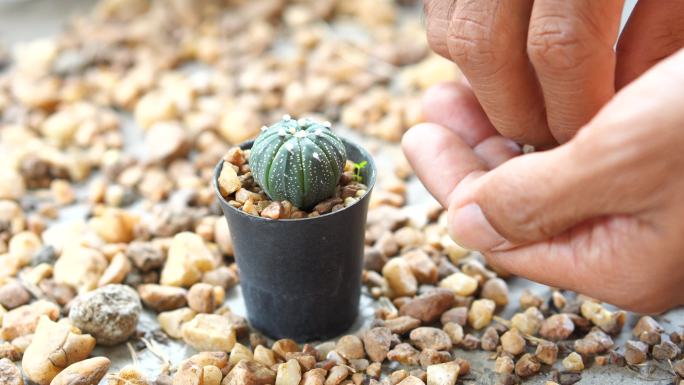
left=403, top=0, right=684, bottom=313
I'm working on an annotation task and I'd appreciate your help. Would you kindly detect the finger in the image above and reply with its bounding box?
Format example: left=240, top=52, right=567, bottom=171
left=473, top=136, right=521, bottom=169
left=446, top=144, right=616, bottom=250
left=616, top=0, right=684, bottom=89
left=528, top=0, right=624, bottom=143
left=424, top=0, right=456, bottom=60
left=401, top=123, right=486, bottom=207
left=448, top=48, right=684, bottom=251
left=422, top=82, right=498, bottom=147
left=443, top=0, right=554, bottom=146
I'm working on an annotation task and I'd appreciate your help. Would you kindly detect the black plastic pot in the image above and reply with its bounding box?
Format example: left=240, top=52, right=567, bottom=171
left=213, top=138, right=376, bottom=341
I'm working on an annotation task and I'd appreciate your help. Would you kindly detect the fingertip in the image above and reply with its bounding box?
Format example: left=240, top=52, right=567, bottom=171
left=422, top=82, right=497, bottom=146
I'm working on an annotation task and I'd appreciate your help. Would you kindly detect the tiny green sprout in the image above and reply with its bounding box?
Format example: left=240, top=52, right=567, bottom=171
left=353, top=161, right=368, bottom=182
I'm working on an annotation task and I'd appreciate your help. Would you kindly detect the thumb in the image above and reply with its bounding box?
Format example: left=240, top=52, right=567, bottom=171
left=447, top=48, right=684, bottom=252
left=446, top=144, right=616, bottom=251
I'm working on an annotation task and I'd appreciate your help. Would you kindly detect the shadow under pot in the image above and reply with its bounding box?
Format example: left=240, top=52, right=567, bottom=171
left=213, top=138, right=377, bottom=342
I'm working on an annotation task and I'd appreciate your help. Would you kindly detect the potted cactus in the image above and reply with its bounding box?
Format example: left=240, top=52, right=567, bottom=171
left=213, top=116, right=376, bottom=341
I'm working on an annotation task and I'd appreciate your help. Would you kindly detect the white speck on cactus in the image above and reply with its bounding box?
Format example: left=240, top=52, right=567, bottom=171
left=313, top=152, right=321, bottom=161
left=260, top=125, right=268, bottom=131
left=294, top=130, right=307, bottom=138
left=282, top=114, right=291, bottom=120
left=289, top=127, right=297, bottom=134
left=315, top=129, right=323, bottom=136
left=297, top=118, right=308, bottom=126
left=285, top=142, right=294, bottom=152
left=323, top=121, right=332, bottom=128
left=278, top=128, right=286, bottom=136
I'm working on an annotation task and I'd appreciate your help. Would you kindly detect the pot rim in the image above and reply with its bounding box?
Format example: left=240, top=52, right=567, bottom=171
left=213, top=137, right=377, bottom=223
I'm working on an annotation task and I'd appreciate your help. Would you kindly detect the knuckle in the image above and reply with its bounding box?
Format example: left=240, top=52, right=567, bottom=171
left=447, top=13, right=506, bottom=73
left=527, top=14, right=592, bottom=72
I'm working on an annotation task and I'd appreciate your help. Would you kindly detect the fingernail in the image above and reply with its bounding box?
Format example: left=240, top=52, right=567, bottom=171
left=449, top=203, right=506, bottom=251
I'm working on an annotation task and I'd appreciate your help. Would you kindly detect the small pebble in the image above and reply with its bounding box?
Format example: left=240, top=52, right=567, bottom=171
left=69, top=284, right=142, bottom=346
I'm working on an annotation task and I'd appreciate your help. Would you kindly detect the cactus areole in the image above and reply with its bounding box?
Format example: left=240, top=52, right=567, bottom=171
left=249, top=116, right=347, bottom=210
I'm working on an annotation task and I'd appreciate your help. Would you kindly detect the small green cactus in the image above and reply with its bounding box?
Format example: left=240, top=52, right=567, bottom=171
left=250, top=116, right=347, bottom=210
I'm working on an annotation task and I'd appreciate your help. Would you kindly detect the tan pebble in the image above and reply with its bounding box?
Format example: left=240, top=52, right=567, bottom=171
left=396, top=376, right=425, bottom=385
left=0, top=170, right=26, bottom=201
left=89, top=208, right=138, bottom=244
left=0, top=358, right=23, bottom=385
left=173, top=361, right=203, bottom=385
left=145, top=122, right=189, bottom=163
left=187, top=352, right=229, bottom=372
left=441, top=307, right=468, bottom=327
left=218, top=163, right=241, bottom=197
left=402, top=249, right=437, bottom=284
left=222, top=360, right=275, bottom=385
left=139, top=284, right=188, bottom=312
left=388, top=369, right=409, bottom=385
left=624, top=340, right=649, bottom=365
left=202, top=266, right=238, bottom=291
left=1, top=300, right=60, bottom=341
left=439, top=273, right=477, bottom=297
left=494, top=356, right=514, bottom=375
left=467, top=299, right=495, bottom=330
left=50, top=180, right=75, bottom=206
left=9, top=231, right=42, bottom=266
left=387, top=343, right=419, bottom=366
left=440, top=236, right=469, bottom=264
left=254, top=345, right=276, bottom=367
left=535, top=341, right=559, bottom=365
left=0, top=341, right=21, bottom=361
left=272, top=339, right=299, bottom=359
left=480, top=278, right=509, bottom=307
left=336, top=335, right=365, bottom=360
left=161, top=232, right=216, bottom=287
left=181, top=314, right=236, bottom=351
left=187, top=283, right=221, bottom=313
left=382, top=258, right=417, bottom=297
left=539, top=314, right=575, bottom=341
left=202, top=365, right=222, bottom=385
left=325, top=365, right=350, bottom=385
left=134, top=91, right=177, bottom=129
left=562, top=352, right=584, bottom=372
left=98, top=252, right=131, bottom=286
left=514, top=353, right=541, bottom=378
left=22, top=316, right=96, bottom=385
left=363, top=327, right=392, bottom=363
left=510, top=307, right=544, bottom=336
left=399, top=289, right=454, bottom=324
left=228, top=343, right=253, bottom=366
left=519, top=290, right=543, bottom=310
left=419, top=349, right=450, bottom=368
left=500, top=328, right=526, bottom=356
left=10, top=334, right=32, bottom=354
left=53, top=245, right=108, bottom=293
left=366, top=362, right=381, bottom=378
left=50, top=357, right=110, bottom=385
left=409, top=327, right=451, bottom=351
left=442, top=323, right=463, bottom=346
left=275, top=359, right=301, bottom=385
left=214, top=218, right=234, bottom=256
left=261, top=201, right=284, bottom=219
left=380, top=316, right=420, bottom=335
left=0, top=281, right=31, bottom=310
left=158, top=308, right=196, bottom=339
left=218, top=106, right=260, bottom=145
left=426, top=361, right=458, bottom=385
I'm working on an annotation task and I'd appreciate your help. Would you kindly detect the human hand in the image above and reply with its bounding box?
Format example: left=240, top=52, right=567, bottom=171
left=402, top=49, right=684, bottom=313
left=424, top=0, right=684, bottom=146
